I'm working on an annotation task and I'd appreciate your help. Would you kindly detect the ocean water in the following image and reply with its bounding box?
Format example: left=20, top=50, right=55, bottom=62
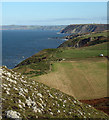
left=2, top=30, right=68, bottom=69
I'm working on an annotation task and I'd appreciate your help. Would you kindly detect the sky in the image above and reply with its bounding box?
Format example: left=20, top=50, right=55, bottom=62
left=2, top=2, right=107, bottom=25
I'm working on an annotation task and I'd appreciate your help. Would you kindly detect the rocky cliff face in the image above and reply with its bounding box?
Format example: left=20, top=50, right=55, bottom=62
left=60, top=24, right=107, bottom=34
left=1, top=66, right=109, bottom=119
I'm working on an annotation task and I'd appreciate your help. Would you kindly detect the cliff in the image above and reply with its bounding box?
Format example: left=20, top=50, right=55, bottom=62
left=60, top=24, right=107, bottom=34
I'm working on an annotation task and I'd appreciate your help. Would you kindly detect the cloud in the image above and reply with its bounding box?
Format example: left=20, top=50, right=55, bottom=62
left=10, top=16, right=107, bottom=25
left=31, top=17, right=93, bottom=23
left=30, top=16, right=107, bottom=23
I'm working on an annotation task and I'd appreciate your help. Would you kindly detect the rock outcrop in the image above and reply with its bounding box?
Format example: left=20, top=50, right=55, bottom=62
left=1, top=66, right=109, bottom=119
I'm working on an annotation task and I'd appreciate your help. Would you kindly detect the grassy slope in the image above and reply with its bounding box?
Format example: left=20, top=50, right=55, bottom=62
left=58, top=30, right=108, bottom=48
left=55, top=43, right=108, bottom=59
left=2, top=66, right=109, bottom=119
left=14, top=48, right=58, bottom=77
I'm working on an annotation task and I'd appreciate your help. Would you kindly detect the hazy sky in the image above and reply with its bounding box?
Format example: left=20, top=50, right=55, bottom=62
left=2, top=2, right=107, bottom=25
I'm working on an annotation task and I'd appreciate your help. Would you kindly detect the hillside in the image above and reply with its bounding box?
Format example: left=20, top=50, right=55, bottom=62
left=58, top=30, right=109, bottom=48
left=2, top=66, right=109, bottom=119
left=60, top=24, right=107, bottom=34
left=14, top=40, right=108, bottom=78
left=12, top=30, right=109, bottom=116
left=13, top=41, right=108, bottom=101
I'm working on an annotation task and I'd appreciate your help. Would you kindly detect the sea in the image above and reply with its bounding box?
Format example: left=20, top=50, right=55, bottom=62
left=2, top=30, right=69, bottom=69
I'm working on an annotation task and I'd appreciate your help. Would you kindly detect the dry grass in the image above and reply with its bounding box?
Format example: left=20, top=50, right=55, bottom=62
left=33, top=58, right=107, bottom=100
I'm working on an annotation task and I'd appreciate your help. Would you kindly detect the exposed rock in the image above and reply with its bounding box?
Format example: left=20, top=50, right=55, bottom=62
left=6, top=110, right=21, bottom=119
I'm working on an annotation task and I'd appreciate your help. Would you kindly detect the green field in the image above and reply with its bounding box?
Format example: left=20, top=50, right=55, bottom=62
left=55, top=42, right=108, bottom=59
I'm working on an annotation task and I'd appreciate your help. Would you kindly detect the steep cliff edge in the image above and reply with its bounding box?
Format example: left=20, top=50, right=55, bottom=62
left=60, top=24, right=107, bottom=34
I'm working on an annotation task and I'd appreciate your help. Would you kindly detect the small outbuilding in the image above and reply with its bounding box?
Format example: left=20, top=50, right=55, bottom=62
left=99, top=54, right=104, bottom=57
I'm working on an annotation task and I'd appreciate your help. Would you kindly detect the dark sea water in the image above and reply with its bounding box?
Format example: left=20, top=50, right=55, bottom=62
left=2, top=30, right=68, bottom=69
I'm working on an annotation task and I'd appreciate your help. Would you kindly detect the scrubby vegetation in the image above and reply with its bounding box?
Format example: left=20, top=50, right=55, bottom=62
left=1, top=66, right=109, bottom=119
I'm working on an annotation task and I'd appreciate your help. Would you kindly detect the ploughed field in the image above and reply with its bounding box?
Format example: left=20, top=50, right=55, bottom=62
left=80, top=97, right=109, bottom=115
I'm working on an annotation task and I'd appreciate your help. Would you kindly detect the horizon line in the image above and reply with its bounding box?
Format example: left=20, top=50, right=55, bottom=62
left=1, top=23, right=107, bottom=26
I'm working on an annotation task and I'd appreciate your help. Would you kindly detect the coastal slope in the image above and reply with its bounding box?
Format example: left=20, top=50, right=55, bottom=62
left=58, top=30, right=108, bottom=48
left=13, top=29, right=109, bottom=116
